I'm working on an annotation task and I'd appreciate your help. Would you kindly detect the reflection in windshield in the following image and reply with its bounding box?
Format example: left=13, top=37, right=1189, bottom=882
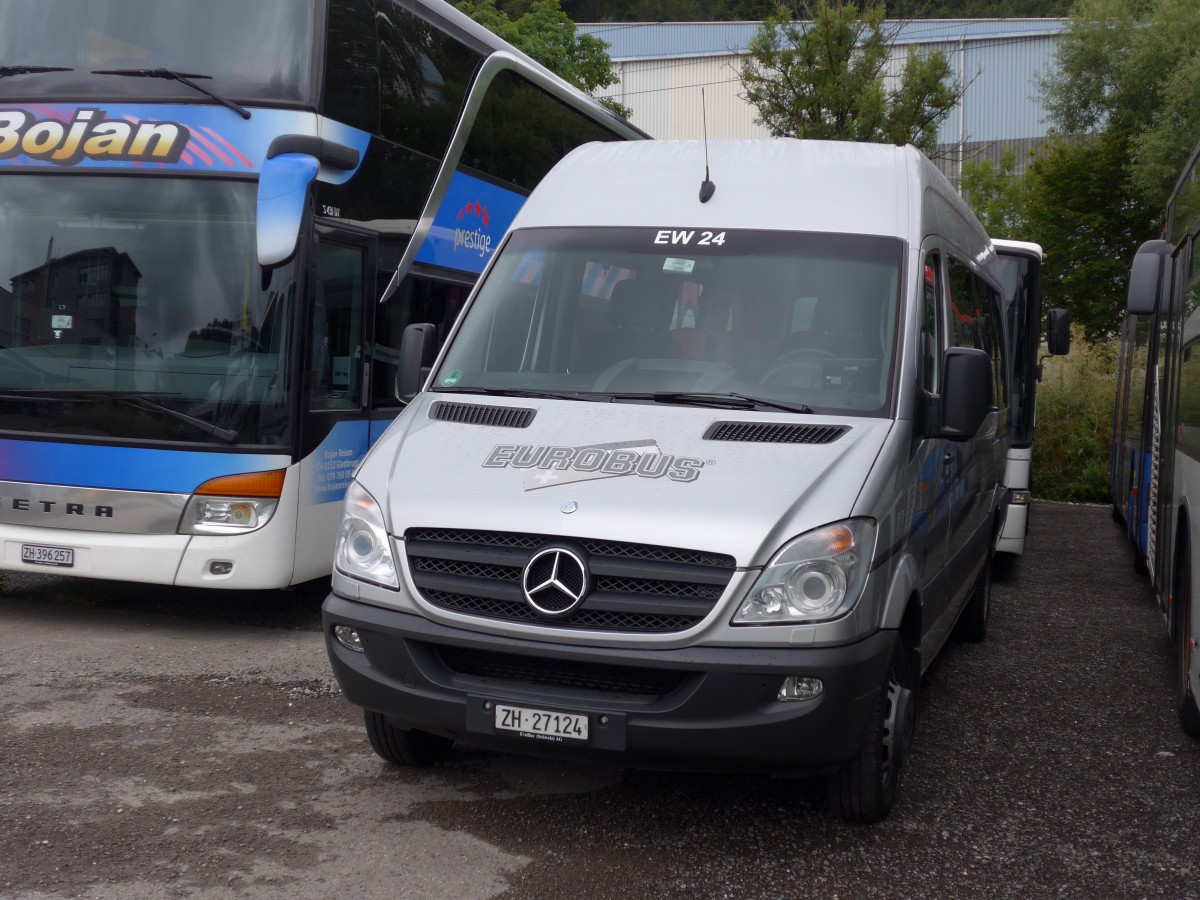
left=0, top=0, right=313, bottom=103
left=435, top=228, right=903, bottom=417
left=0, top=175, right=295, bottom=446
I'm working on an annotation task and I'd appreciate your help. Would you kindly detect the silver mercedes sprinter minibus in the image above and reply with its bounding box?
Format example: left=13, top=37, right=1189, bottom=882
left=323, top=139, right=1009, bottom=822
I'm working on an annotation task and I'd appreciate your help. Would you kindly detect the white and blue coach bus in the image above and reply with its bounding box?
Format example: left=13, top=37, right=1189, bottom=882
left=0, top=0, right=643, bottom=589
left=1118, top=137, right=1200, bottom=735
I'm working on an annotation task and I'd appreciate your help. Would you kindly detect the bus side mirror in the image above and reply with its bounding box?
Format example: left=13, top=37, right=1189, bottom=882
left=1126, top=239, right=1170, bottom=316
left=256, top=136, right=362, bottom=270
left=939, top=347, right=993, bottom=441
left=396, top=323, right=438, bottom=402
left=257, top=152, right=320, bottom=269
left=1047, top=308, right=1070, bottom=356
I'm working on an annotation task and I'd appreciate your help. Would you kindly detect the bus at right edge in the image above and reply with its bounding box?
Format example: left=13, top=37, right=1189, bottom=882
left=1114, top=137, right=1200, bottom=735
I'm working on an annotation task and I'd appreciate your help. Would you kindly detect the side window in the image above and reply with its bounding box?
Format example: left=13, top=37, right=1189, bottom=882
left=946, top=257, right=979, bottom=351
left=463, top=69, right=624, bottom=191
left=323, top=0, right=380, bottom=134
left=920, top=251, right=941, bottom=393
left=947, top=256, right=1006, bottom=407
left=371, top=275, right=469, bottom=407
left=312, top=242, right=366, bottom=410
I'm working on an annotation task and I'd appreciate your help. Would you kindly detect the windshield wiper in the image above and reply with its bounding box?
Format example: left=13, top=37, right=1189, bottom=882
left=435, top=386, right=609, bottom=402
left=0, top=389, right=239, bottom=443
left=0, top=65, right=74, bottom=77
left=91, top=68, right=251, bottom=119
left=614, top=392, right=815, bottom=414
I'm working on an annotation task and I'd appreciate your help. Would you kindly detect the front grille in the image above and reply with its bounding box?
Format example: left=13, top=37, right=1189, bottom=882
left=704, top=421, right=849, bottom=444
left=434, top=644, right=688, bottom=696
left=407, top=528, right=736, bottom=633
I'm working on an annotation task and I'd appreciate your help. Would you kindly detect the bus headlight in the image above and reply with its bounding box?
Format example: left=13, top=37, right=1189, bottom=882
left=179, top=470, right=284, bottom=535
left=734, top=519, right=876, bottom=624
left=334, top=481, right=398, bottom=589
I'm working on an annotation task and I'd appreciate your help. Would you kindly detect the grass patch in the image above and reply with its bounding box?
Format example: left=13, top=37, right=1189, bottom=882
left=1032, top=333, right=1117, bottom=503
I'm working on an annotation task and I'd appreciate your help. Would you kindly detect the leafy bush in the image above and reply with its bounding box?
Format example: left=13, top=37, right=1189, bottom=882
left=1032, top=333, right=1117, bottom=503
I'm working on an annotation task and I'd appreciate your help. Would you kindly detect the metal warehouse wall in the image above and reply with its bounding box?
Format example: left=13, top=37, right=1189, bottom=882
left=582, top=20, right=1065, bottom=183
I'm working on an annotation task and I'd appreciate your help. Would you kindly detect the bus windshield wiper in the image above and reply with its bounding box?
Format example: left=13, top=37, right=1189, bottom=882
left=0, top=66, right=74, bottom=77
left=0, top=389, right=239, bottom=443
left=91, top=68, right=251, bottom=119
left=613, top=392, right=815, bottom=414
left=435, top=386, right=610, bottom=402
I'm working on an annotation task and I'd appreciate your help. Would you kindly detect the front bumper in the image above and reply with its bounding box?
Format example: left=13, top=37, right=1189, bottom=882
left=323, top=593, right=896, bottom=775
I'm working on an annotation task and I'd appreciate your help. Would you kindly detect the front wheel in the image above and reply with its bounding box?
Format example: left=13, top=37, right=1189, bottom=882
left=827, top=645, right=915, bottom=823
left=364, top=710, right=454, bottom=766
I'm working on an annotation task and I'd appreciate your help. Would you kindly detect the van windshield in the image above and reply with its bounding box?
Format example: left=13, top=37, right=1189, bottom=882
left=433, top=227, right=903, bottom=416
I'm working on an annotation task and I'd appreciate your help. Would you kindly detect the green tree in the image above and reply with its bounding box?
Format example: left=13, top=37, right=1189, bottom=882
left=738, top=0, right=960, bottom=155
left=456, top=0, right=631, bottom=117
left=1021, top=0, right=1200, bottom=339
left=1026, top=134, right=1157, bottom=341
left=960, top=149, right=1026, bottom=236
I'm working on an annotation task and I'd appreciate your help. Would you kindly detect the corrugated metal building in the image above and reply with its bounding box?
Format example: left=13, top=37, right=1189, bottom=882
left=577, top=19, right=1067, bottom=182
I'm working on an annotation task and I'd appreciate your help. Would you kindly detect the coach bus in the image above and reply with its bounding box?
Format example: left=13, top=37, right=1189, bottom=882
left=991, top=239, right=1069, bottom=562
left=1114, top=138, right=1200, bottom=735
left=0, top=0, right=644, bottom=590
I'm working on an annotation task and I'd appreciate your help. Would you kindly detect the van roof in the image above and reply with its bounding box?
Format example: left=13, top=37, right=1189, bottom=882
left=510, top=139, right=965, bottom=241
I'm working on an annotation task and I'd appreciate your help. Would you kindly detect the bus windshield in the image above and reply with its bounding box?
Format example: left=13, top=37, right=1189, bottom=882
left=0, top=0, right=314, bottom=104
left=434, top=227, right=903, bottom=417
left=0, top=174, right=295, bottom=447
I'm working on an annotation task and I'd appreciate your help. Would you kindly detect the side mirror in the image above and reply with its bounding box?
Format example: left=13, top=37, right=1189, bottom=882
left=256, top=152, right=320, bottom=269
left=1047, top=308, right=1071, bottom=356
left=1126, top=239, right=1171, bottom=316
left=395, top=323, right=438, bottom=401
left=940, top=347, right=993, bottom=441
left=256, top=135, right=362, bottom=270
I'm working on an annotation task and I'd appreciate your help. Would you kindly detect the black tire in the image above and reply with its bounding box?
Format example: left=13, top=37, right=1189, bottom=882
left=827, top=644, right=915, bottom=824
left=1112, top=502, right=1123, bottom=525
left=1174, top=547, right=1200, bottom=737
left=364, top=710, right=454, bottom=766
left=953, top=546, right=992, bottom=642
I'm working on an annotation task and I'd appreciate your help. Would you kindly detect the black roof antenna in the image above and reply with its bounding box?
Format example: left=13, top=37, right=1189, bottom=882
left=699, top=87, right=716, bottom=203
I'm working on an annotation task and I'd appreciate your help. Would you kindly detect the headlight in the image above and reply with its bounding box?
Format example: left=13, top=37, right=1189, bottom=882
left=179, top=470, right=285, bottom=535
left=334, top=481, right=399, bottom=589
left=734, top=519, right=876, bottom=625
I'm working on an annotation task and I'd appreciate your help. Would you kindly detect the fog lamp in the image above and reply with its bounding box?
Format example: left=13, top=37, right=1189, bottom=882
left=778, top=676, right=823, bottom=701
left=333, top=625, right=364, bottom=652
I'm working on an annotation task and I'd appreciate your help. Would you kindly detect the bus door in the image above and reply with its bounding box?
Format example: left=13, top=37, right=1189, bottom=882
left=293, top=225, right=376, bottom=581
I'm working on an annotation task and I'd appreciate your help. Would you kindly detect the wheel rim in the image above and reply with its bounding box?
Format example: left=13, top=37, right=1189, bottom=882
left=881, top=672, right=915, bottom=787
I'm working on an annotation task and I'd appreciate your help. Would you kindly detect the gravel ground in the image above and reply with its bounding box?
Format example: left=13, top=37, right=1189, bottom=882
left=1, top=500, right=1197, bottom=899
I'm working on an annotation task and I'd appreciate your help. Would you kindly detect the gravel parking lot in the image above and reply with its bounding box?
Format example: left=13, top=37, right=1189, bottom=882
left=1, top=501, right=1198, bottom=899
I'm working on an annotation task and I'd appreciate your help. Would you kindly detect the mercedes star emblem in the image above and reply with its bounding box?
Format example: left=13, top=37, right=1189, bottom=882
left=522, top=546, right=589, bottom=617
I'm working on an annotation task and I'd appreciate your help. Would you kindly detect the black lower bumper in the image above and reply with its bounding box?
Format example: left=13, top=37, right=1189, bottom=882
left=323, top=593, right=896, bottom=775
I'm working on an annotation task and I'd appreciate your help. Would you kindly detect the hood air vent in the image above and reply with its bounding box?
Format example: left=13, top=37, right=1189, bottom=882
left=704, top=421, right=849, bottom=444
left=430, top=401, right=535, bottom=429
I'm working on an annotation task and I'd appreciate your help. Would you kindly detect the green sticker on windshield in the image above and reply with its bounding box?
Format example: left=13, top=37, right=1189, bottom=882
left=442, top=370, right=462, bottom=386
